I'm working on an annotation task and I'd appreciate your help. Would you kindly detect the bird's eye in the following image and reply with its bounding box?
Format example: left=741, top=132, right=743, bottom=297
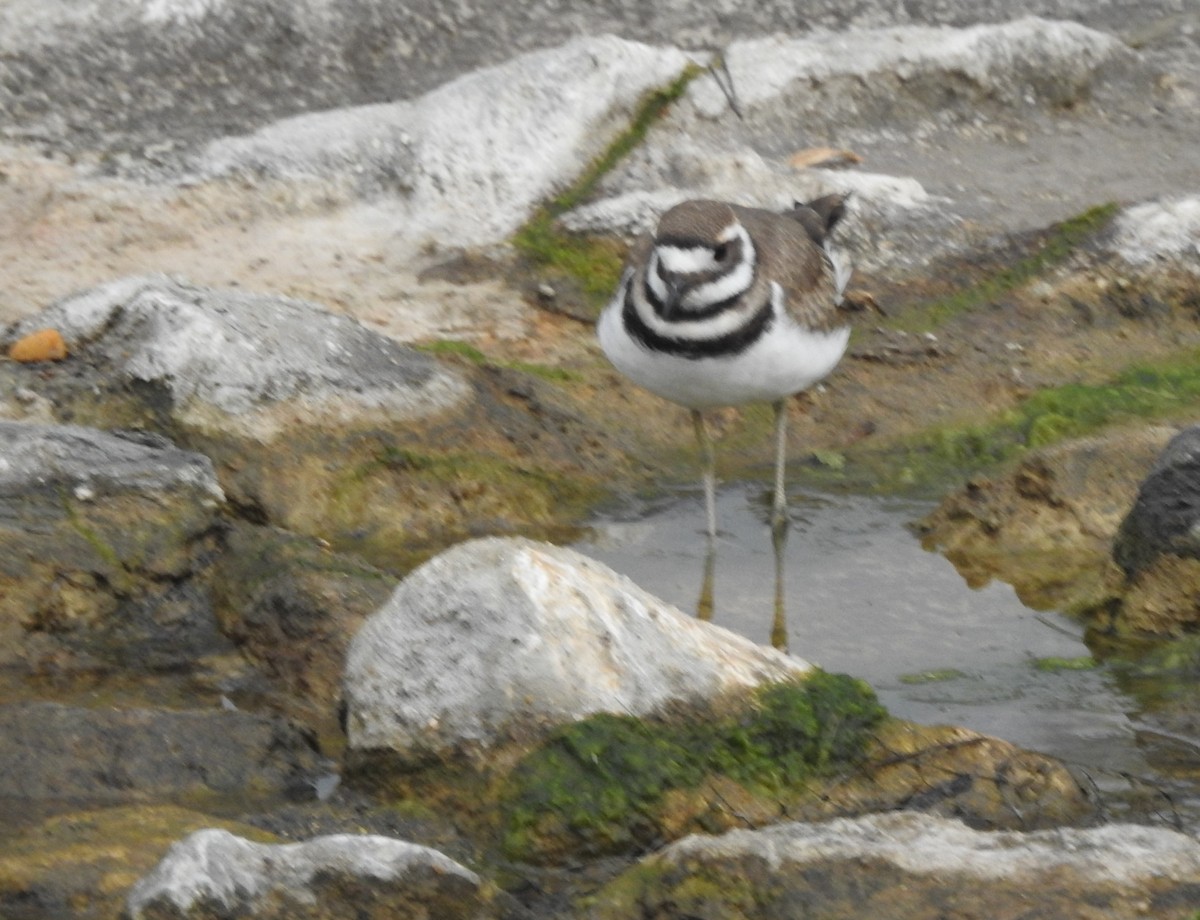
left=713, top=244, right=729, bottom=262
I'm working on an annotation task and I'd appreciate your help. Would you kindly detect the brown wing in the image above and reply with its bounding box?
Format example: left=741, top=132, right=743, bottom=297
left=734, top=205, right=844, bottom=333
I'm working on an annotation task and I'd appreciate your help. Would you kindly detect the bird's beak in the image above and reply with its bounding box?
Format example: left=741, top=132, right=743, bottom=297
left=661, top=280, right=684, bottom=320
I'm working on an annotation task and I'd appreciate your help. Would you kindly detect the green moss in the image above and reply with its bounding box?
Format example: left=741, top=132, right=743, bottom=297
left=370, top=446, right=580, bottom=495
left=415, top=339, right=581, bottom=382
left=415, top=340, right=488, bottom=364
left=548, top=64, right=702, bottom=215
left=502, top=360, right=581, bottom=383
left=1031, top=655, right=1097, bottom=672
left=500, top=671, right=886, bottom=860
left=811, top=449, right=846, bottom=471
left=512, top=210, right=629, bottom=308
left=513, top=64, right=703, bottom=310
left=890, top=203, right=1119, bottom=333
left=868, top=348, right=1200, bottom=492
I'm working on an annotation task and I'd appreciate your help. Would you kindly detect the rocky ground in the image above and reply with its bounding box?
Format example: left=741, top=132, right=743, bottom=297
left=2, top=1, right=1200, bottom=918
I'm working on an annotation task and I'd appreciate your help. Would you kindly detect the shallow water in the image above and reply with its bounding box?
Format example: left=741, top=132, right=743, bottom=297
left=575, top=482, right=1200, bottom=831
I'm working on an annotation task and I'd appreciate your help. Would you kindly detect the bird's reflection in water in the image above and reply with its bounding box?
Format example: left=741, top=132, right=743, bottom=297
left=696, top=536, right=716, bottom=623
left=693, top=501, right=792, bottom=653
left=770, top=518, right=789, bottom=652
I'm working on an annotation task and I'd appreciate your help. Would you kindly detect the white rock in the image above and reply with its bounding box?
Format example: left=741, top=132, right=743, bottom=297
left=1111, top=194, right=1200, bottom=267
left=660, top=811, right=1200, bottom=887
left=563, top=144, right=949, bottom=272
left=575, top=18, right=1131, bottom=270
left=200, top=35, right=697, bottom=248
left=687, top=18, right=1129, bottom=118
left=343, top=537, right=810, bottom=758
left=11, top=275, right=469, bottom=438
left=565, top=157, right=934, bottom=236
left=125, top=828, right=482, bottom=918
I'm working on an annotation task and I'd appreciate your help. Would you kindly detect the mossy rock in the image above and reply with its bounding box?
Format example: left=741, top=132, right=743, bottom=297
left=498, top=671, right=887, bottom=863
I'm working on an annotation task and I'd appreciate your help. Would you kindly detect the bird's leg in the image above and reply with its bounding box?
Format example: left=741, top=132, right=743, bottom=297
left=691, top=409, right=718, bottom=542
left=771, top=398, right=789, bottom=538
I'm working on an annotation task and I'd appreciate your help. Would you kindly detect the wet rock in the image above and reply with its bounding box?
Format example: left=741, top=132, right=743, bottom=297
left=0, top=421, right=230, bottom=672
left=211, top=520, right=399, bottom=724
left=821, top=720, right=1092, bottom=831
left=1106, top=425, right=1200, bottom=634
left=0, top=702, right=323, bottom=806
left=917, top=426, right=1175, bottom=611
left=199, top=36, right=695, bottom=247
left=124, top=828, right=501, bottom=920
left=343, top=537, right=811, bottom=767
left=1114, top=426, right=1200, bottom=577
left=589, top=811, right=1200, bottom=920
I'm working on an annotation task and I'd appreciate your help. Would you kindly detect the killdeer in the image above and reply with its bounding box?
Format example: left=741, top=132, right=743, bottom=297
left=597, top=195, right=852, bottom=541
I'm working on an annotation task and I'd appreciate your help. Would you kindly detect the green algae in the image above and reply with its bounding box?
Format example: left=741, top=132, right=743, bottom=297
left=500, top=671, right=886, bottom=860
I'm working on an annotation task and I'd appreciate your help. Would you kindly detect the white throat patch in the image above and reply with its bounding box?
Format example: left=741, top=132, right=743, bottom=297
left=656, top=244, right=720, bottom=275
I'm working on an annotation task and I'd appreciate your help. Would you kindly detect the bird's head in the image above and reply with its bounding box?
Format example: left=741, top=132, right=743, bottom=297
left=648, top=201, right=753, bottom=319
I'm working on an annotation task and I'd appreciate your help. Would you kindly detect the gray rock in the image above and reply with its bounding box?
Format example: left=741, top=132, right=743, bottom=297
left=4, top=277, right=621, bottom=568
left=592, top=811, right=1200, bottom=920
left=6, top=275, right=467, bottom=438
left=0, top=421, right=230, bottom=670
left=124, top=828, right=496, bottom=920
left=0, top=702, right=322, bottom=804
left=198, top=35, right=696, bottom=247
left=343, top=537, right=810, bottom=763
left=0, top=420, right=221, bottom=500
left=2, top=0, right=1182, bottom=166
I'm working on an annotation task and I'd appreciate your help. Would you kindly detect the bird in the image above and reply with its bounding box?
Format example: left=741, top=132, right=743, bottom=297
left=597, top=195, right=853, bottom=543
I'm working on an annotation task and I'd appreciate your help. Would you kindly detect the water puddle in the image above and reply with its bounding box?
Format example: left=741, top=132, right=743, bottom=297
left=575, top=482, right=1200, bottom=831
